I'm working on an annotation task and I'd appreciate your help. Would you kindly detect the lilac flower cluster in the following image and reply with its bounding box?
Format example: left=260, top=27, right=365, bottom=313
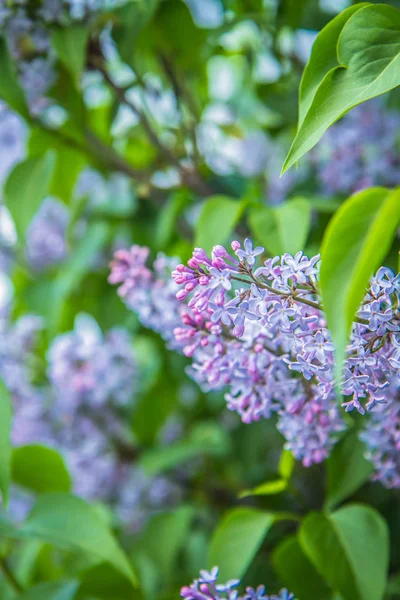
left=25, top=197, right=69, bottom=271
left=2, top=310, right=186, bottom=523
left=0, top=3, right=55, bottom=113
left=0, top=314, right=43, bottom=405
left=0, top=101, right=26, bottom=186
left=181, top=567, right=294, bottom=600
left=110, top=239, right=400, bottom=472
left=48, top=313, right=136, bottom=410
left=0, top=102, right=26, bottom=272
left=109, top=246, right=186, bottom=349
left=359, top=379, right=400, bottom=489
left=311, top=101, right=400, bottom=196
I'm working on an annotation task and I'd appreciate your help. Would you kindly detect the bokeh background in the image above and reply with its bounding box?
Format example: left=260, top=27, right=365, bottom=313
left=0, top=0, right=400, bottom=599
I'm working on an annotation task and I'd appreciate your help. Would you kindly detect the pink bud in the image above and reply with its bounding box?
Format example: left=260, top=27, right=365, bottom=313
left=176, top=289, right=188, bottom=301
left=212, top=244, right=227, bottom=257
left=188, top=257, right=199, bottom=269
left=212, top=257, right=227, bottom=269
left=193, top=248, right=208, bottom=261
left=231, top=240, right=241, bottom=251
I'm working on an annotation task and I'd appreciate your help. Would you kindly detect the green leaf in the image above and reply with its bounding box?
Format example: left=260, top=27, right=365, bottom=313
left=0, top=38, right=30, bottom=119
left=49, top=221, right=111, bottom=333
left=112, top=0, right=159, bottom=65
left=12, top=445, right=72, bottom=494
left=51, top=25, right=89, bottom=87
left=297, top=3, right=368, bottom=128
left=325, top=430, right=373, bottom=511
left=140, top=422, right=230, bottom=476
left=4, top=152, right=57, bottom=239
left=279, top=449, right=296, bottom=480
left=21, top=494, right=137, bottom=586
left=132, top=506, right=194, bottom=584
left=28, top=128, right=86, bottom=203
left=155, top=190, right=192, bottom=250
left=76, top=564, right=140, bottom=600
left=319, top=187, right=400, bottom=376
left=386, top=573, right=400, bottom=597
left=0, top=380, right=12, bottom=507
left=239, top=479, right=287, bottom=499
left=300, top=505, right=389, bottom=600
left=20, top=581, right=79, bottom=600
left=273, top=535, right=332, bottom=600
left=195, top=196, right=247, bottom=253
left=248, top=197, right=311, bottom=256
left=283, top=4, right=400, bottom=172
left=135, top=0, right=207, bottom=72
left=209, top=508, right=296, bottom=581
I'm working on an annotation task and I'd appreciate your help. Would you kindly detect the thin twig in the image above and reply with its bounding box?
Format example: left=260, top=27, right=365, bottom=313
left=92, top=56, right=215, bottom=197
left=231, top=275, right=369, bottom=325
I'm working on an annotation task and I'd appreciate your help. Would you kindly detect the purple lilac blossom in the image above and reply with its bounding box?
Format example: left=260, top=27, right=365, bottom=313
left=359, top=381, right=400, bottom=489
left=1, top=310, right=185, bottom=524
left=0, top=6, right=55, bottom=113
left=115, top=466, right=184, bottom=531
left=0, top=103, right=26, bottom=272
left=47, top=313, right=137, bottom=411
left=109, top=247, right=186, bottom=349
left=47, top=314, right=187, bottom=519
left=25, top=197, right=69, bottom=271
left=180, top=568, right=294, bottom=600
left=0, top=101, right=26, bottom=186
left=110, top=239, right=400, bottom=469
left=0, top=314, right=43, bottom=405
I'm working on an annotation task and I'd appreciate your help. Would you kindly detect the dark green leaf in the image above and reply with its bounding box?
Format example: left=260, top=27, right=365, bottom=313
left=300, top=505, right=389, bottom=600
left=132, top=506, right=194, bottom=584
left=140, top=422, right=230, bottom=476
left=320, top=187, right=400, bottom=375
left=12, top=445, right=72, bottom=494
left=76, top=564, right=140, bottom=600
left=325, top=430, right=373, bottom=511
left=273, top=535, right=332, bottom=600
